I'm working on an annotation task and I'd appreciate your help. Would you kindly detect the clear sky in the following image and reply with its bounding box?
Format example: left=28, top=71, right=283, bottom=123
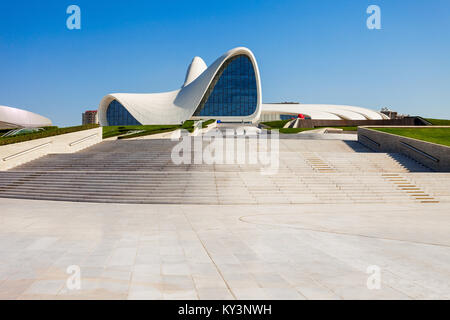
left=0, top=0, right=449, bottom=127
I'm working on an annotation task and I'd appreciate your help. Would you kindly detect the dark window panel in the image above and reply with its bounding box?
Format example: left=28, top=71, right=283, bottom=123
left=106, top=100, right=142, bottom=126
left=194, top=55, right=258, bottom=117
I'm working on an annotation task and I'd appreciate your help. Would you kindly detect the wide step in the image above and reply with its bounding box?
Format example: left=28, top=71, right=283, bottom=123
left=1, top=139, right=447, bottom=204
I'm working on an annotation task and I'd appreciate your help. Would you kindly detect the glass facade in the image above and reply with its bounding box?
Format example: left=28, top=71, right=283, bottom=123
left=194, top=55, right=258, bottom=117
left=106, top=100, right=142, bottom=126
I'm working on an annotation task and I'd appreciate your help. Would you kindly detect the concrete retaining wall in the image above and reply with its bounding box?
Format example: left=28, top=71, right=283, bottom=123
left=310, top=117, right=427, bottom=127
left=283, top=117, right=428, bottom=129
left=0, top=127, right=102, bottom=171
left=358, top=126, right=450, bottom=172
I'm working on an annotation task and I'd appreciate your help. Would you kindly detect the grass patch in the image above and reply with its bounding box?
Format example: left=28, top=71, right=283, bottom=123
left=266, top=128, right=315, bottom=134
left=0, top=125, right=99, bottom=146
left=322, top=126, right=358, bottom=131
left=373, top=127, right=450, bottom=147
left=118, top=126, right=180, bottom=139
left=104, top=122, right=197, bottom=139
left=425, top=118, right=450, bottom=126
left=279, top=128, right=315, bottom=134
left=0, top=126, right=58, bottom=135
left=103, top=125, right=146, bottom=139
left=202, top=119, right=216, bottom=128
left=181, top=120, right=195, bottom=133
left=261, top=120, right=291, bottom=129
left=0, top=129, right=15, bottom=135
left=262, top=120, right=358, bottom=132
left=276, top=127, right=357, bottom=134
left=103, top=125, right=182, bottom=139
left=313, top=126, right=358, bottom=131
left=0, top=126, right=58, bottom=138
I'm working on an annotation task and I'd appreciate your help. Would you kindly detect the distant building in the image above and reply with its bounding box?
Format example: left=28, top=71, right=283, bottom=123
left=82, top=110, right=99, bottom=125
left=380, top=107, right=397, bottom=119
left=380, top=107, right=411, bottom=119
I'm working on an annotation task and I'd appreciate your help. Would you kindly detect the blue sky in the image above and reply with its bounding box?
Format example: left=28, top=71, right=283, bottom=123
left=0, top=0, right=449, bottom=127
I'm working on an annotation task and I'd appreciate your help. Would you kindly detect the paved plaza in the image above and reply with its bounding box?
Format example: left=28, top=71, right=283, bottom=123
left=0, top=131, right=449, bottom=299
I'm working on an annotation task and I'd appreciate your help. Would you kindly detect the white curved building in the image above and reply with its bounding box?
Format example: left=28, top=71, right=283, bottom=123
left=0, top=105, right=52, bottom=129
left=99, top=47, right=262, bottom=126
left=261, top=103, right=389, bottom=121
left=99, top=47, right=386, bottom=126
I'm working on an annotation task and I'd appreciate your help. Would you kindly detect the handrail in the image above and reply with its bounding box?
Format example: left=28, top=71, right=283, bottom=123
left=360, top=134, right=380, bottom=148
left=2, top=142, right=52, bottom=161
left=400, top=141, right=440, bottom=163
left=69, top=133, right=99, bottom=147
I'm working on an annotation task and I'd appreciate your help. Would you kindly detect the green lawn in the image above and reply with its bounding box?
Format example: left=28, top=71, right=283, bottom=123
left=118, top=127, right=181, bottom=139
left=261, top=120, right=358, bottom=133
left=275, top=127, right=357, bottom=134
left=202, top=119, right=216, bottom=128
left=0, top=125, right=99, bottom=146
left=102, top=120, right=213, bottom=139
left=279, top=128, right=315, bottom=134
left=373, top=127, right=450, bottom=147
left=181, top=120, right=195, bottom=133
left=262, top=121, right=358, bottom=134
left=321, top=126, right=358, bottom=131
left=0, top=129, right=14, bottom=135
left=103, top=125, right=182, bottom=139
left=261, top=120, right=291, bottom=129
left=0, top=120, right=215, bottom=144
left=265, top=128, right=314, bottom=134
left=0, top=126, right=58, bottom=138
left=425, top=118, right=450, bottom=126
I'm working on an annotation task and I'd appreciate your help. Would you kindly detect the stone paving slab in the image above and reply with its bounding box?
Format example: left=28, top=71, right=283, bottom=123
left=0, top=198, right=449, bottom=300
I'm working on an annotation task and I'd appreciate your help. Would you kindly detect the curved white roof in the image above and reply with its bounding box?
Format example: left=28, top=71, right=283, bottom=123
left=99, top=47, right=262, bottom=125
left=262, top=103, right=389, bottom=120
left=184, top=57, right=207, bottom=87
left=0, top=105, right=52, bottom=129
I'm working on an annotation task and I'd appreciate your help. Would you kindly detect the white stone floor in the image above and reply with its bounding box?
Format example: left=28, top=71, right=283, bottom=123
left=1, top=198, right=449, bottom=300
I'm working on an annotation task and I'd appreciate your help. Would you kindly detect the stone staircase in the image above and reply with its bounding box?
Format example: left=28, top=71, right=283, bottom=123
left=0, top=138, right=448, bottom=205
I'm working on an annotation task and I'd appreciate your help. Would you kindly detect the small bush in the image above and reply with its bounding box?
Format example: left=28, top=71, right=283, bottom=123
left=181, top=120, right=194, bottom=129
left=202, top=119, right=216, bottom=128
